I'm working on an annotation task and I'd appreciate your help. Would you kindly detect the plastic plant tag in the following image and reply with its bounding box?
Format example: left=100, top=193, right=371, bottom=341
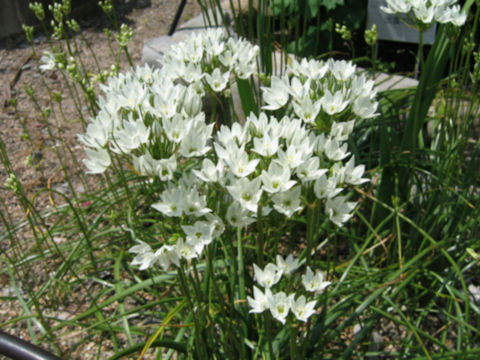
left=367, top=0, right=436, bottom=44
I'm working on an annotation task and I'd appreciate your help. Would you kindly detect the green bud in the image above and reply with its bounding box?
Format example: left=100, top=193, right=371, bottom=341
left=24, top=84, right=35, bottom=97
left=66, top=19, right=80, bottom=33
left=43, top=107, right=51, bottom=119
left=22, top=25, right=34, bottom=42
left=53, top=3, right=64, bottom=23
left=53, top=92, right=63, bottom=103
left=364, top=24, right=378, bottom=47
left=257, top=73, right=270, bottom=86
left=24, top=154, right=33, bottom=167
left=98, top=0, right=113, bottom=14
left=335, top=23, right=351, bottom=41
left=9, top=98, right=18, bottom=108
left=116, top=24, right=133, bottom=47
left=29, top=2, right=45, bottom=21
left=62, top=0, right=72, bottom=15
left=5, top=174, right=21, bottom=194
left=52, top=22, right=65, bottom=40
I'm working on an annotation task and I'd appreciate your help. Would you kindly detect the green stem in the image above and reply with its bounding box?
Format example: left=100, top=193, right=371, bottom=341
left=177, top=266, right=208, bottom=358
left=256, top=206, right=265, bottom=267
left=236, top=228, right=248, bottom=357
left=289, top=322, right=298, bottom=360
left=415, top=30, right=425, bottom=79
left=306, top=200, right=319, bottom=266
left=264, top=313, right=274, bottom=360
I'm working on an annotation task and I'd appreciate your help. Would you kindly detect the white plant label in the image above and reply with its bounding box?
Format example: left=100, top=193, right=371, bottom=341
left=367, top=0, right=436, bottom=44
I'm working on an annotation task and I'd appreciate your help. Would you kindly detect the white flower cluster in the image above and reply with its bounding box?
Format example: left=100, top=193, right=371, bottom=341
left=194, top=111, right=367, bottom=228
left=380, top=0, right=466, bottom=27
left=261, top=58, right=379, bottom=125
left=162, top=28, right=259, bottom=86
left=247, top=255, right=331, bottom=324
left=78, top=67, right=213, bottom=174
left=129, top=210, right=225, bottom=271
left=79, top=30, right=376, bottom=276
left=78, top=29, right=259, bottom=176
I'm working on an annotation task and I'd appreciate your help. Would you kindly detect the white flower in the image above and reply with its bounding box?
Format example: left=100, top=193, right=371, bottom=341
left=152, top=184, right=184, bottom=217
left=324, top=138, right=350, bottom=161
left=233, top=42, right=259, bottom=79
left=295, top=157, right=327, bottom=183
left=226, top=201, right=256, bottom=228
left=288, top=77, right=311, bottom=99
left=330, top=120, right=356, bottom=143
left=234, top=60, right=256, bottom=79
left=289, top=58, right=328, bottom=80
left=216, top=123, right=248, bottom=148
left=302, top=267, right=331, bottom=293
left=253, top=263, right=283, bottom=288
left=293, top=96, right=322, bottom=124
left=205, top=68, right=230, bottom=92
left=262, top=76, right=290, bottom=110
left=276, top=254, right=304, bottom=276
left=175, top=237, right=200, bottom=260
left=151, top=88, right=181, bottom=119
left=272, top=186, right=303, bottom=218
left=118, top=82, right=148, bottom=111
left=113, top=116, right=150, bottom=153
left=218, top=49, right=236, bottom=67
left=291, top=295, right=317, bottom=322
left=280, top=117, right=307, bottom=144
left=193, top=158, right=224, bottom=183
left=277, top=146, right=308, bottom=170
left=252, top=132, right=279, bottom=158
left=413, top=3, right=435, bottom=24
left=227, top=177, right=263, bottom=213
left=182, top=187, right=211, bottom=217
left=222, top=144, right=260, bottom=178
left=204, top=213, right=225, bottom=239
left=445, top=5, right=467, bottom=26
left=182, top=62, right=204, bottom=83
left=268, top=291, right=294, bottom=324
left=134, top=152, right=176, bottom=180
left=344, top=156, right=369, bottom=185
left=156, top=155, right=177, bottom=181
left=154, top=245, right=180, bottom=270
left=380, top=0, right=411, bottom=14
left=182, top=220, right=214, bottom=247
left=129, top=240, right=156, bottom=270
left=182, top=86, right=203, bottom=117
left=163, top=114, right=189, bottom=144
left=247, top=286, right=270, bottom=313
left=179, top=117, right=213, bottom=158
left=313, top=174, right=342, bottom=199
left=260, top=160, right=296, bottom=194
left=39, top=51, right=56, bottom=71
left=83, top=147, right=111, bottom=174
left=328, top=59, right=356, bottom=82
left=325, top=196, right=356, bottom=227
left=320, top=90, right=349, bottom=115
left=350, top=74, right=376, bottom=99
left=77, top=111, right=114, bottom=148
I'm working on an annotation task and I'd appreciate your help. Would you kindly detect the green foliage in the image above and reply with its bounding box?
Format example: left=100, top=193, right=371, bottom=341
left=268, top=0, right=367, bottom=58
